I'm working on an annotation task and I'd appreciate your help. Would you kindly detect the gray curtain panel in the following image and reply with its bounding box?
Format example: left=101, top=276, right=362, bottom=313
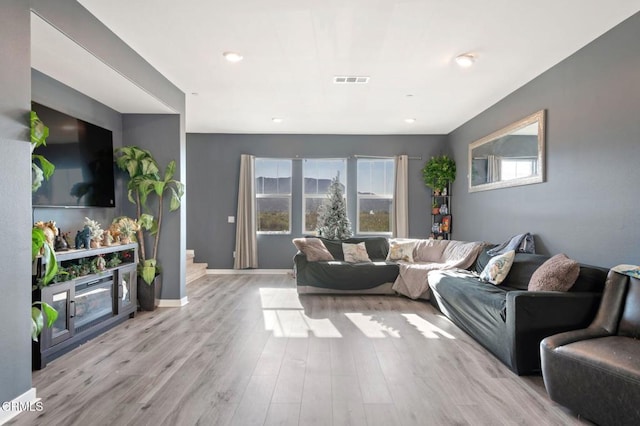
left=393, top=154, right=409, bottom=238
left=234, top=154, right=258, bottom=269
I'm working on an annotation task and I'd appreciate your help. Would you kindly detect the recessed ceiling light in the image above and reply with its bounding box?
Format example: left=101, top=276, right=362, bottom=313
left=455, top=53, right=476, bottom=68
left=272, top=117, right=284, bottom=123
left=405, top=118, right=416, bottom=123
left=223, top=51, right=243, bottom=63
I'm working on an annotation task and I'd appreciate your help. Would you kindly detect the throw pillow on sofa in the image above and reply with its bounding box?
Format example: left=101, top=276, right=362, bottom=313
left=342, top=242, right=372, bottom=263
left=528, top=253, right=580, bottom=292
left=292, top=238, right=334, bottom=261
left=386, top=240, right=416, bottom=262
left=480, top=250, right=515, bottom=285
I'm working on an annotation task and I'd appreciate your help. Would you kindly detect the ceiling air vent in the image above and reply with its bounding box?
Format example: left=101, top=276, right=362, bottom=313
left=333, top=76, right=370, bottom=84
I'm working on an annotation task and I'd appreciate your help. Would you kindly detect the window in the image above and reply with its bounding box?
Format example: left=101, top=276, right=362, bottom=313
left=255, top=158, right=292, bottom=233
left=357, top=158, right=394, bottom=233
left=501, top=158, right=537, bottom=181
left=303, top=159, right=347, bottom=233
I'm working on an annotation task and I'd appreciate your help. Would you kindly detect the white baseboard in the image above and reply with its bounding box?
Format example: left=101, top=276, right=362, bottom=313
left=206, top=269, right=292, bottom=275
left=156, top=296, right=189, bottom=307
left=0, top=388, right=39, bottom=425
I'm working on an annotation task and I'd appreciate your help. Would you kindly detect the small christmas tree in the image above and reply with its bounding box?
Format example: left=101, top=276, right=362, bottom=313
left=316, top=174, right=353, bottom=240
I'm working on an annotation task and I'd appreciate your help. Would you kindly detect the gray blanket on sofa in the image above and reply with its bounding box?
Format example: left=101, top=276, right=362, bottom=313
left=487, top=233, right=535, bottom=256
left=392, top=240, right=484, bottom=299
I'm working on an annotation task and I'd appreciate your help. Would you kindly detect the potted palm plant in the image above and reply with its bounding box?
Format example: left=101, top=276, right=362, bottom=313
left=114, top=146, right=184, bottom=310
left=422, top=155, right=456, bottom=194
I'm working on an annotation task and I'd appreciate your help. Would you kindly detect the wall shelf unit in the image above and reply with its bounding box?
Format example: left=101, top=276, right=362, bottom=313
left=430, top=184, right=452, bottom=240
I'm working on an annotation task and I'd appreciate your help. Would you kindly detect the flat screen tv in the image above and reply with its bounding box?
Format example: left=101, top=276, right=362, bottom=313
left=32, top=102, right=116, bottom=208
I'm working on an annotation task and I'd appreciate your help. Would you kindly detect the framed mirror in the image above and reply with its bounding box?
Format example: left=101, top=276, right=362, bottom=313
left=468, top=110, right=545, bottom=192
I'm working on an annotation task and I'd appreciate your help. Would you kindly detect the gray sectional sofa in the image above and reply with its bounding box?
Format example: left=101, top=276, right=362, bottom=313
left=293, top=237, right=609, bottom=375
left=428, top=247, right=608, bottom=375
left=293, top=237, right=482, bottom=297
left=294, top=237, right=399, bottom=294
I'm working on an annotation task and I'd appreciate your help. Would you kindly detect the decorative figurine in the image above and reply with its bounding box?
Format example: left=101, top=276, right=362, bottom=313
left=75, top=226, right=92, bottom=249
left=95, top=255, right=106, bottom=271
left=34, top=220, right=58, bottom=248
left=54, top=229, right=70, bottom=251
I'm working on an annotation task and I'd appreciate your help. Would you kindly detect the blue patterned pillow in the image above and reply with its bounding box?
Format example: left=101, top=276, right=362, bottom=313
left=480, top=250, right=516, bottom=285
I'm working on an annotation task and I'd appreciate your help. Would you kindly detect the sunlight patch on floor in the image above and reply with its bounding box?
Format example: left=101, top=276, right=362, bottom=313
left=259, top=287, right=304, bottom=309
left=344, top=313, right=401, bottom=338
left=402, top=313, right=455, bottom=339
left=260, top=288, right=342, bottom=338
left=262, top=310, right=342, bottom=338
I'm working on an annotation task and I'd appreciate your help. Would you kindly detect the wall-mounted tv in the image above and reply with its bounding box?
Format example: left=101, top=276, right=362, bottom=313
left=32, top=102, right=116, bottom=208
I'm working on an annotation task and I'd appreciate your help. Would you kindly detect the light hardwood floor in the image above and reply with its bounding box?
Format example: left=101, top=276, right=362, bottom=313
left=10, top=274, right=589, bottom=426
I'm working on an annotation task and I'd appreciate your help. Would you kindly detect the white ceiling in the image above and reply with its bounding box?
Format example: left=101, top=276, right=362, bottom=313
left=34, top=1, right=640, bottom=134
left=31, top=14, right=175, bottom=114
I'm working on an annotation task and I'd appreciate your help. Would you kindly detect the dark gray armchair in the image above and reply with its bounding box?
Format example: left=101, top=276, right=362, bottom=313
left=540, top=269, right=640, bottom=426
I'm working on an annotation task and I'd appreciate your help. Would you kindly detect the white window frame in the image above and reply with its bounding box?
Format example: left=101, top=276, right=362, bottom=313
left=255, top=158, right=292, bottom=235
left=356, top=158, right=394, bottom=235
left=302, top=158, right=347, bottom=235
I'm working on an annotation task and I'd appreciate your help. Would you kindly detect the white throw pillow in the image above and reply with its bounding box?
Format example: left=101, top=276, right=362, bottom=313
left=480, top=250, right=515, bottom=285
left=386, top=240, right=416, bottom=263
left=342, top=242, right=372, bottom=263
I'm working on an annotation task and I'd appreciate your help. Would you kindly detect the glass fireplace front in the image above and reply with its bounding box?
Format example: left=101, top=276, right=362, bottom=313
left=74, top=276, right=115, bottom=333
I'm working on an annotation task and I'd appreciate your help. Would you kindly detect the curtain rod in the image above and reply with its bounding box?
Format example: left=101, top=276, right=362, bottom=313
left=255, top=155, right=422, bottom=160
left=352, top=154, right=422, bottom=160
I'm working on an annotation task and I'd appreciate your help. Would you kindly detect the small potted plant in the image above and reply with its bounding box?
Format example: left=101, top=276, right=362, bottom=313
left=432, top=200, right=440, bottom=215
left=422, top=155, right=456, bottom=194
left=110, top=216, right=139, bottom=244
left=83, top=217, right=103, bottom=248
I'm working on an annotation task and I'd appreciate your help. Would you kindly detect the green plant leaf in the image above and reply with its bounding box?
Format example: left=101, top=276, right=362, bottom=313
left=148, top=220, right=159, bottom=236
left=127, top=189, right=136, bottom=204
left=141, top=265, right=156, bottom=284
left=152, top=180, right=165, bottom=196
left=32, top=154, right=55, bottom=180
left=140, top=259, right=157, bottom=284
left=164, top=160, right=176, bottom=182
left=139, top=213, right=154, bottom=230
left=32, top=227, right=46, bottom=261
left=31, top=306, right=43, bottom=342
left=42, top=242, right=58, bottom=286
left=141, top=157, right=159, bottom=176
left=169, top=187, right=181, bottom=212
left=30, top=111, right=49, bottom=147
left=31, top=302, right=59, bottom=342
left=32, top=163, right=44, bottom=192
left=126, top=160, right=138, bottom=178
left=41, top=301, right=58, bottom=327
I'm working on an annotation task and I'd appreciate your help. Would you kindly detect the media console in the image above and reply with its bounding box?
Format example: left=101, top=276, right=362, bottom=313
left=32, top=243, right=138, bottom=369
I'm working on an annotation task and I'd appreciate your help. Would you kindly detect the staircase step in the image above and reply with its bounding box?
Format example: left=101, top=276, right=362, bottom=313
left=186, top=262, right=208, bottom=284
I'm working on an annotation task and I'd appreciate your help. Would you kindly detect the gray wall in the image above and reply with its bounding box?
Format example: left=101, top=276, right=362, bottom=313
left=0, top=0, right=187, bottom=407
left=32, top=0, right=187, bottom=303
left=123, top=114, right=186, bottom=300
left=0, top=0, right=32, bottom=405
left=32, top=69, right=125, bottom=233
left=187, top=134, right=447, bottom=269
left=448, top=12, right=640, bottom=268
